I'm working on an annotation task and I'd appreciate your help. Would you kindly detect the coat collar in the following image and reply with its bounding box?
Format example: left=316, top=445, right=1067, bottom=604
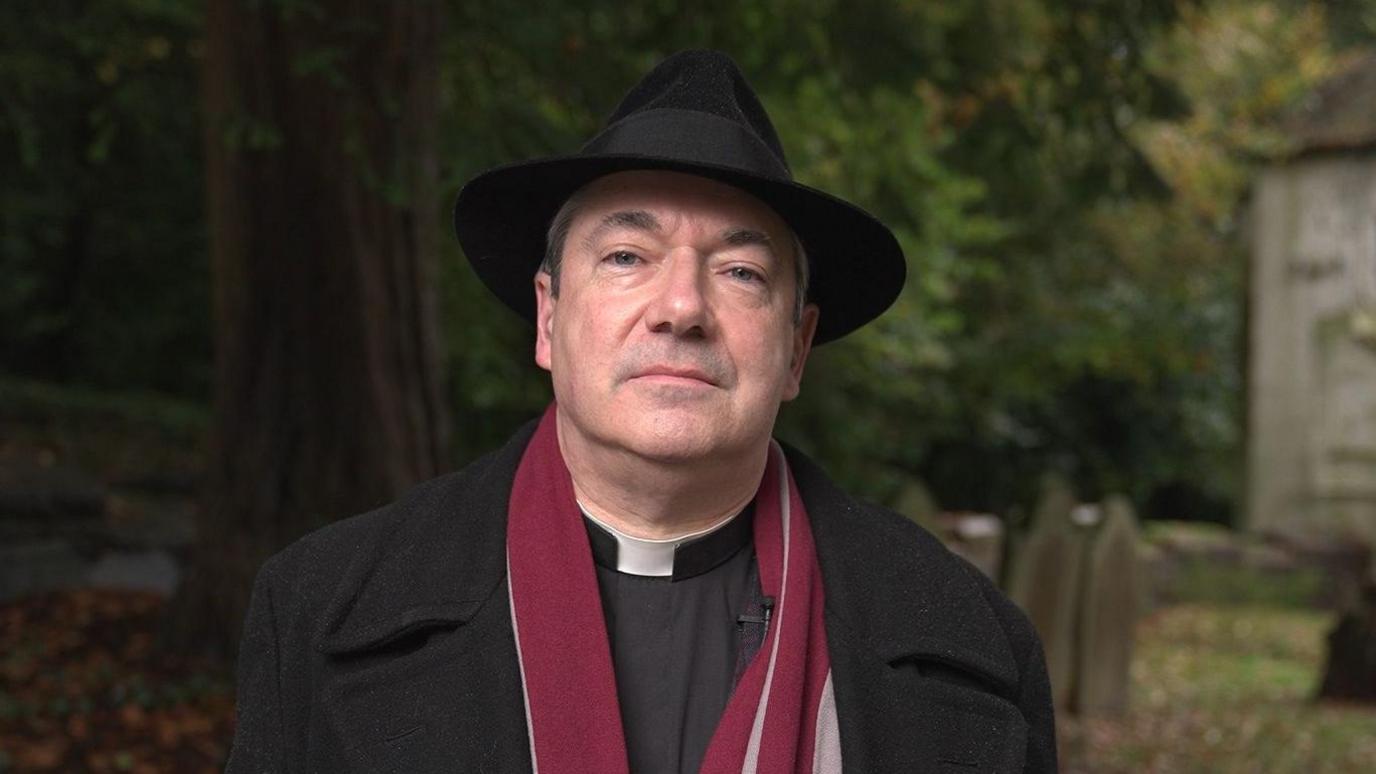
left=784, top=442, right=1020, bottom=694
left=316, top=420, right=539, bottom=655
left=318, top=422, right=1018, bottom=697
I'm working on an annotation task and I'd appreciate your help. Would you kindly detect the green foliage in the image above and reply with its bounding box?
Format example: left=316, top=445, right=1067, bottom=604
left=0, top=0, right=208, bottom=397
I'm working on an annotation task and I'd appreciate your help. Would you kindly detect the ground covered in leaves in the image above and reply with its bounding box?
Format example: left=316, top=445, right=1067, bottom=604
left=1060, top=604, right=1376, bottom=773
left=0, top=590, right=232, bottom=772
left=2, top=590, right=1374, bottom=772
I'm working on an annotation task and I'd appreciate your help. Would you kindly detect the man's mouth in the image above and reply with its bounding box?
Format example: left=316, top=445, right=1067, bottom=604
left=631, top=365, right=718, bottom=387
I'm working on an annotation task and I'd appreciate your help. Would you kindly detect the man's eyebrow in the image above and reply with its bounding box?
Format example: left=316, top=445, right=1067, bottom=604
left=582, top=210, right=661, bottom=249
left=721, top=228, right=774, bottom=251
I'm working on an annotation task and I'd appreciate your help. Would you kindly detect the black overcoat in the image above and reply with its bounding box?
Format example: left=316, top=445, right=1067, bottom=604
left=226, top=422, right=1057, bottom=773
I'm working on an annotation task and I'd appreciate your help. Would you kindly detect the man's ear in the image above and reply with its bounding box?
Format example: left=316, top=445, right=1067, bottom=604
left=782, top=303, right=819, bottom=401
left=534, top=271, right=556, bottom=372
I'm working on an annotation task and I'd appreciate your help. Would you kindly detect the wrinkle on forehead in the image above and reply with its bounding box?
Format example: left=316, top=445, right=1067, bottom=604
left=600, top=210, right=661, bottom=234
left=581, top=210, right=661, bottom=254
left=575, top=171, right=789, bottom=243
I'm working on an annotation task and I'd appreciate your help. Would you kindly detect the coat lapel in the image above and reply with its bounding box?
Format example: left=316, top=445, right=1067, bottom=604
left=787, top=445, right=1030, bottom=773
left=312, top=422, right=540, bottom=773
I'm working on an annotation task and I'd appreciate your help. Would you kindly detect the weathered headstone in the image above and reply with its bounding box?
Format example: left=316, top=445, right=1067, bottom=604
left=87, top=550, right=181, bottom=596
left=1073, top=495, right=1139, bottom=715
left=949, top=513, right=1005, bottom=581
left=1007, top=474, right=1086, bottom=709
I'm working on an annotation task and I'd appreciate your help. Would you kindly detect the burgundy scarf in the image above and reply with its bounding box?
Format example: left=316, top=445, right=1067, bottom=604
left=506, top=405, right=840, bottom=773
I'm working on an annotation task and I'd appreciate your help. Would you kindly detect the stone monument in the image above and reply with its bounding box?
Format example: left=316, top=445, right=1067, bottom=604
left=1073, top=495, right=1139, bottom=715
left=1007, top=474, right=1086, bottom=708
left=1249, top=54, right=1376, bottom=551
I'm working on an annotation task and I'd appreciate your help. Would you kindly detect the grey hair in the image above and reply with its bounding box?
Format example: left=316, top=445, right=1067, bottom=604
left=539, top=187, right=811, bottom=325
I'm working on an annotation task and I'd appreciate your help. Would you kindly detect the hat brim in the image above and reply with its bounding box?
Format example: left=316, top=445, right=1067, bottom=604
left=452, top=154, right=906, bottom=345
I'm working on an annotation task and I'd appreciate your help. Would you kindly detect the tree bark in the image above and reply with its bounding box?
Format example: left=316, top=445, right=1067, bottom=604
left=166, top=0, right=448, bottom=658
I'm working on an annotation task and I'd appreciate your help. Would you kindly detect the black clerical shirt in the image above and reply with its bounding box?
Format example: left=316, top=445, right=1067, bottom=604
left=583, top=505, right=765, bottom=774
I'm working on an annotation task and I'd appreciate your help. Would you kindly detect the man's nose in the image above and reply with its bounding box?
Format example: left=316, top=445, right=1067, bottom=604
left=645, top=250, right=712, bottom=337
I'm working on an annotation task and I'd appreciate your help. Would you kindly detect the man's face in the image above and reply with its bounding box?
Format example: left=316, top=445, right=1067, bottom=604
left=534, top=170, right=819, bottom=464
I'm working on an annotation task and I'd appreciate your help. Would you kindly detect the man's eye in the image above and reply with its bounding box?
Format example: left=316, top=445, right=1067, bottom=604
left=605, top=251, right=641, bottom=266
left=727, top=266, right=761, bottom=282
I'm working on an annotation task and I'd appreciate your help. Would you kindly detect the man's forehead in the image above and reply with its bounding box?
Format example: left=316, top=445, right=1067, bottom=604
left=582, top=209, right=776, bottom=251
left=570, top=170, right=791, bottom=241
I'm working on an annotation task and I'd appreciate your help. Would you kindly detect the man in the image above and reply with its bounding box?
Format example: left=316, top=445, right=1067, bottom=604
left=227, top=50, right=1056, bottom=773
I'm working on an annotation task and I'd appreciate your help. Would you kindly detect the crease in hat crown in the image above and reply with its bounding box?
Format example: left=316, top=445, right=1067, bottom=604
left=592, top=50, right=792, bottom=175
left=452, top=48, right=908, bottom=344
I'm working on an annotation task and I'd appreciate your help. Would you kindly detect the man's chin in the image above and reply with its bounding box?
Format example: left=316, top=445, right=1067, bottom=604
left=607, top=421, right=745, bottom=465
left=559, top=400, right=760, bottom=464
left=619, top=433, right=722, bottom=463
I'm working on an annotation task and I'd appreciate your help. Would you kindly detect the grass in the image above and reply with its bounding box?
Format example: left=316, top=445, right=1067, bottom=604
left=1060, top=604, right=1376, bottom=773
left=1168, top=558, right=1330, bottom=609
left=1142, top=520, right=1334, bottom=609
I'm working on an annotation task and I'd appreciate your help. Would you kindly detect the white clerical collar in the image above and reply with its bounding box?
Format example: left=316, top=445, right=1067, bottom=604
left=578, top=503, right=743, bottom=577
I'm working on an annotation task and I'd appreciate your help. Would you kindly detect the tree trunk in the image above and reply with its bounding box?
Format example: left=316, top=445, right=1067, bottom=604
left=166, top=0, right=449, bottom=658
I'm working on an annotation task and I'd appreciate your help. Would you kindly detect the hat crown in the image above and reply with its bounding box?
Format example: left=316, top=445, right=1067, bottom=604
left=592, top=50, right=790, bottom=175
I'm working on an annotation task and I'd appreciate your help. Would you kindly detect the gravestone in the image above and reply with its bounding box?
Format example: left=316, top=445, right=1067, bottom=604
left=0, top=461, right=196, bottom=601
left=1073, top=495, right=1139, bottom=715
left=949, top=513, right=1004, bottom=581
left=86, top=550, right=181, bottom=596
left=1007, top=474, right=1087, bottom=709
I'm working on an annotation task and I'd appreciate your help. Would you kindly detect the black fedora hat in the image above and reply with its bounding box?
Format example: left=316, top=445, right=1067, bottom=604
left=452, top=49, right=906, bottom=344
